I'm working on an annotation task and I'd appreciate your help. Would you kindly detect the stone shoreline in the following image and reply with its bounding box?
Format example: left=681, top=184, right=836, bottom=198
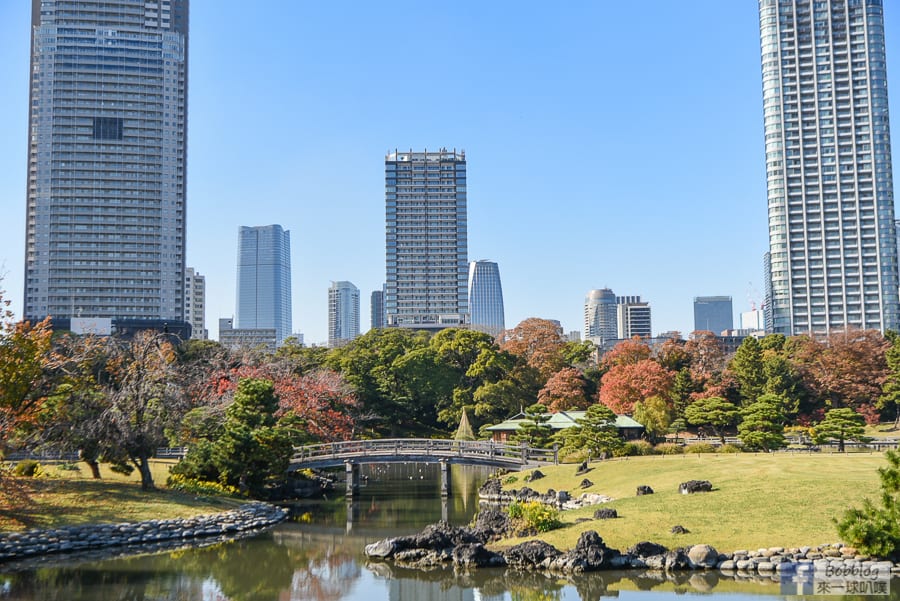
left=0, top=502, right=288, bottom=567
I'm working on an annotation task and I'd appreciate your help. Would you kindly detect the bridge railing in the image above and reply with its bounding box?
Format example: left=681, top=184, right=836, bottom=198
left=291, top=438, right=557, bottom=466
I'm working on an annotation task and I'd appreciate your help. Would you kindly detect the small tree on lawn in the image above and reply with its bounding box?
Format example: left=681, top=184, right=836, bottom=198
left=684, top=396, right=741, bottom=445
left=836, top=449, right=900, bottom=560
left=512, top=403, right=554, bottom=449
left=737, top=393, right=787, bottom=452
left=632, top=395, right=671, bottom=443
left=813, top=407, right=869, bottom=453
left=559, top=403, right=623, bottom=459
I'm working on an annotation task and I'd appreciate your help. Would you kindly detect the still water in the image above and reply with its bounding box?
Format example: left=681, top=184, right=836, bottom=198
left=1, top=463, right=898, bottom=600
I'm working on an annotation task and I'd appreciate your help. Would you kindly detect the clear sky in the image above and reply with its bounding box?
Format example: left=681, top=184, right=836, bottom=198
left=2, top=2, right=900, bottom=344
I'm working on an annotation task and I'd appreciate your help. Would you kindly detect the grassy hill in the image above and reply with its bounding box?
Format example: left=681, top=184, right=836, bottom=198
left=498, top=452, right=887, bottom=553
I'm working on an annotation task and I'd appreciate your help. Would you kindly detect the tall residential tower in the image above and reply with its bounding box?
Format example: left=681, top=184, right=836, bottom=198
left=328, top=281, right=360, bottom=347
left=235, top=225, right=292, bottom=346
left=385, top=149, right=468, bottom=331
left=467, top=260, right=505, bottom=338
left=759, top=0, right=899, bottom=334
left=584, top=288, right=617, bottom=344
left=24, top=0, right=189, bottom=335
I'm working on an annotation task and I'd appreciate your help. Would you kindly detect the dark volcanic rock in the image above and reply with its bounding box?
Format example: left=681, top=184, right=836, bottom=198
left=479, top=478, right=502, bottom=497
left=412, top=522, right=477, bottom=550
left=593, top=508, right=618, bottom=520
left=670, top=525, right=689, bottom=534
left=503, top=540, right=562, bottom=568
left=452, top=543, right=505, bottom=568
left=678, top=480, right=713, bottom=494
left=524, top=470, right=545, bottom=482
left=575, top=461, right=591, bottom=476
left=636, top=485, right=654, bottom=496
left=627, top=541, right=668, bottom=558
left=472, top=509, right=510, bottom=541
left=579, top=478, right=594, bottom=489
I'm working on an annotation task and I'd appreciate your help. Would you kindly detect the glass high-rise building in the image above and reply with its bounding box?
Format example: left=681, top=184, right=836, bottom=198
left=385, top=149, right=468, bottom=331
left=467, top=260, right=505, bottom=338
left=235, top=225, right=291, bottom=346
left=693, top=296, right=734, bottom=334
left=584, top=288, right=617, bottom=343
left=24, top=0, right=189, bottom=334
left=328, top=281, right=360, bottom=348
left=759, top=0, right=899, bottom=335
left=370, top=288, right=385, bottom=330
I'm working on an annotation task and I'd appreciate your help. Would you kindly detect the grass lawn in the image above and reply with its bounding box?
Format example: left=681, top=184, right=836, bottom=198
left=498, top=452, right=888, bottom=553
left=0, top=459, right=243, bottom=533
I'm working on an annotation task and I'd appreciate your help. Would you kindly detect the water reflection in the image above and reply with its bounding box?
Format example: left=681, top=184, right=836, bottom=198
left=2, top=464, right=897, bottom=600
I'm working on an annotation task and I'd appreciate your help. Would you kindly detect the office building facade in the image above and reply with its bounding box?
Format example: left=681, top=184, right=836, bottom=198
left=24, top=0, right=189, bottom=334
left=760, top=0, right=899, bottom=334
left=467, top=260, right=505, bottom=338
left=616, top=295, right=652, bottom=339
left=184, top=267, right=206, bottom=340
left=694, top=296, right=734, bottom=334
left=385, top=149, right=468, bottom=331
left=584, top=288, right=618, bottom=343
left=370, top=288, right=385, bottom=330
left=235, top=225, right=291, bottom=346
left=328, top=281, right=360, bottom=347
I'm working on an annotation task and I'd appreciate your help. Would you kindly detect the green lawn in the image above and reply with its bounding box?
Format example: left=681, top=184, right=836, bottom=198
left=0, top=460, right=242, bottom=532
left=498, top=452, right=888, bottom=553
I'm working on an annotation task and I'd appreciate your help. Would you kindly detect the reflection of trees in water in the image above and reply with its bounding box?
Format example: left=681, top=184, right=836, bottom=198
left=0, top=567, right=202, bottom=601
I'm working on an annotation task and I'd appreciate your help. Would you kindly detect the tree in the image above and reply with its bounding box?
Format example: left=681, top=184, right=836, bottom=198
left=100, top=331, right=189, bottom=490
left=559, top=403, right=623, bottom=459
left=601, top=337, right=651, bottom=369
left=728, top=336, right=766, bottom=406
left=684, top=331, right=727, bottom=380
left=512, top=403, right=554, bottom=449
left=684, top=396, right=741, bottom=444
left=537, top=367, right=590, bottom=411
left=632, top=395, right=671, bottom=442
left=598, top=359, right=673, bottom=414
left=498, top=318, right=567, bottom=380
left=879, top=330, right=900, bottom=428
left=836, top=449, right=900, bottom=560
left=669, top=368, right=699, bottom=420
left=737, top=393, right=787, bottom=452
left=0, top=285, right=54, bottom=451
left=813, top=407, right=868, bottom=453
left=656, top=334, right=690, bottom=372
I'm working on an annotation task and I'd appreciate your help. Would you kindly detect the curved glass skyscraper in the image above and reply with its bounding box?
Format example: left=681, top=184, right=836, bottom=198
left=584, top=288, right=617, bottom=343
left=467, top=260, right=505, bottom=337
left=759, top=0, right=899, bottom=334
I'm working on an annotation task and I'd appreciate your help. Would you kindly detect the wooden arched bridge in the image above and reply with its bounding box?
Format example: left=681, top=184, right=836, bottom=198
left=289, top=439, right=558, bottom=497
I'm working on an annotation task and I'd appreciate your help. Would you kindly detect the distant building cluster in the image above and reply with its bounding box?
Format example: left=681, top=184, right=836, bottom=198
left=21, top=0, right=900, bottom=348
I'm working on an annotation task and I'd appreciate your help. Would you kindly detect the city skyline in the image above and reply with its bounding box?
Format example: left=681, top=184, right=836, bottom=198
left=4, top=3, right=900, bottom=343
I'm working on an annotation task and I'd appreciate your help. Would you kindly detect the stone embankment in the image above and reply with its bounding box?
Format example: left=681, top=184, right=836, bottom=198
left=365, top=517, right=900, bottom=577
left=477, top=478, right=611, bottom=510
left=0, top=502, right=288, bottom=564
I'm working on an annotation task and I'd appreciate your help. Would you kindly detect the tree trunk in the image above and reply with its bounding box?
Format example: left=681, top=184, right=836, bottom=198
left=85, top=458, right=101, bottom=479
left=838, top=433, right=845, bottom=453
left=137, top=456, right=155, bottom=491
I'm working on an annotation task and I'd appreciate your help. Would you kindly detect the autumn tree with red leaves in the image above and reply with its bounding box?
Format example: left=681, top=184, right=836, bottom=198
left=537, top=367, right=590, bottom=411
left=498, top=318, right=567, bottom=380
left=599, top=359, right=674, bottom=415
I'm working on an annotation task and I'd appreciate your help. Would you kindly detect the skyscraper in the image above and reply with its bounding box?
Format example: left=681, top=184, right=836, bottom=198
left=235, top=225, right=291, bottom=346
left=385, top=149, right=468, bottom=331
left=184, top=267, right=207, bottom=340
left=370, top=288, right=385, bottom=330
left=693, top=296, right=733, bottom=334
left=616, top=295, right=652, bottom=339
left=584, top=289, right=617, bottom=343
left=759, top=0, right=899, bottom=335
left=24, top=0, right=189, bottom=335
left=328, top=281, right=360, bottom=348
left=467, top=260, right=505, bottom=338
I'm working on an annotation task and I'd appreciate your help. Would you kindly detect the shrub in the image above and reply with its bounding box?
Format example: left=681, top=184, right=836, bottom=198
left=718, top=443, right=743, bottom=453
left=503, top=475, right=519, bottom=485
left=58, top=462, right=81, bottom=471
left=166, top=473, right=242, bottom=498
left=614, top=440, right=655, bottom=457
left=654, top=443, right=684, bottom=455
left=14, top=460, right=41, bottom=478
left=836, top=449, right=900, bottom=560
left=684, top=443, right=717, bottom=454
left=109, top=463, right=135, bottom=476
left=506, top=500, right=561, bottom=533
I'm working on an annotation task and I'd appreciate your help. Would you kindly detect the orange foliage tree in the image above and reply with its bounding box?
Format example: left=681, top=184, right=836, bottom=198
left=497, top=318, right=567, bottom=380
left=598, top=359, right=674, bottom=415
left=537, top=367, right=591, bottom=412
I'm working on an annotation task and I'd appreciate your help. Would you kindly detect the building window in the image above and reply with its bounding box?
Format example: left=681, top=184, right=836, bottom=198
left=92, top=117, right=123, bottom=140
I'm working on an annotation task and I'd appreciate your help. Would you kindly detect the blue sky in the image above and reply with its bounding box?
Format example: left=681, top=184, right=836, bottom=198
left=2, top=2, right=900, bottom=344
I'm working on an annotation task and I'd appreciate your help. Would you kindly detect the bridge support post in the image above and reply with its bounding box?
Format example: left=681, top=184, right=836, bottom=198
left=440, top=460, right=451, bottom=497
left=345, top=461, right=360, bottom=497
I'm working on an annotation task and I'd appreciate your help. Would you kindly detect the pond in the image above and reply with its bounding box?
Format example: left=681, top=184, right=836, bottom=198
left=1, top=463, right=897, bottom=600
